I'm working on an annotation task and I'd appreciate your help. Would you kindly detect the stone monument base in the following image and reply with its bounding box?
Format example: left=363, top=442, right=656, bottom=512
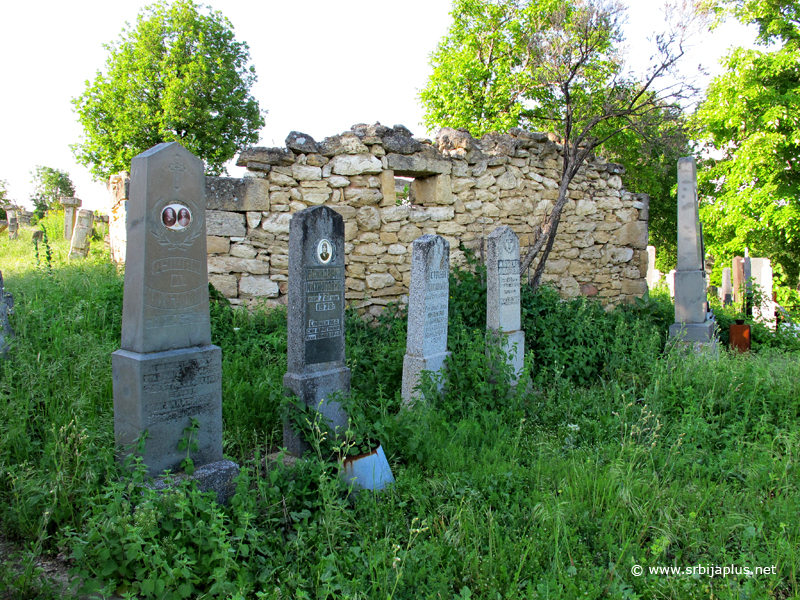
left=283, top=366, right=351, bottom=456
left=668, top=320, right=716, bottom=343
left=149, top=460, right=240, bottom=505
left=401, top=350, right=450, bottom=405
left=112, top=344, right=223, bottom=476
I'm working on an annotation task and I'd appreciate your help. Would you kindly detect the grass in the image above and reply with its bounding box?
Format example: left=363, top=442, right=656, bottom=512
left=0, top=216, right=798, bottom=599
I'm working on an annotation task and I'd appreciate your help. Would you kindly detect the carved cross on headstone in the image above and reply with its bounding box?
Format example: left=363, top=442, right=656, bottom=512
left=169, top=156, right=186, bottom=192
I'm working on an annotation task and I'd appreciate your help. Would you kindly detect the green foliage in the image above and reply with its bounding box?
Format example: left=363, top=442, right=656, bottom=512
left=693, top=0, right=800, bottom=291
left=72, top=0, right=265, bottom=180
left=1, top=228, right=799, bottom=598
left=0, top=179, right=8, bottom=220
left=29, top=166, right=75, bottom=215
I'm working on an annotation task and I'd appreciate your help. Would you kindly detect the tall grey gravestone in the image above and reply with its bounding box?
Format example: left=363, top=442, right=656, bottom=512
left=486, top=226, right=525, bottom=379
left=669, top=157, right=716, bottom=344
left=720, top=267, right=733, bottom=306
left=7, top=209, right=18, bottom=240
left=284, top=205, right=350, bottom=456
left=69, top=209, right=94, bottom=259
left=112, top=143, right=223, bottom=476
left=401, top=234, right=451, bottom=405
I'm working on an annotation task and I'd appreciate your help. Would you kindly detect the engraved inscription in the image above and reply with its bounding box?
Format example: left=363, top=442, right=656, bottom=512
left=424, top=268, right=449, bottom=347
left=305, top=267, right=344, bottom=342
left=143, top=356, right=220, bottom=426
left=145, top=312, right=209, bottom=330
left=145, top=284, right=207, bottom=310
left=498, top=259, right=520, bottom=307
left=152, top=257, right=202, bottom=275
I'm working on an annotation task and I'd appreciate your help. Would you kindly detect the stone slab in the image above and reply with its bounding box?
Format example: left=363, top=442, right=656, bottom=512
left=721, top=267, right=733, bottom=306
left=206, top=177, right=270, bottom=212
left=112, top=344, right=223, bottom=476
left=486, top=225, right=521, bottom=332
left=674, top=270, right=707, bottom=324
left=121, top=142, right=211, bottom=354
left=149, top=460, right=240, bottom=505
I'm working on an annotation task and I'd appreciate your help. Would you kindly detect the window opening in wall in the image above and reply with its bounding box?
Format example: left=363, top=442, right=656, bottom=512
left=394, top=176, right=414, bottom=206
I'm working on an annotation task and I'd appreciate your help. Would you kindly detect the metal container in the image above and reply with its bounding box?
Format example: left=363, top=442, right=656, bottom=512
left=341, top=444, right=394, bottom=491
left=730, top=321, right=751, bottom=352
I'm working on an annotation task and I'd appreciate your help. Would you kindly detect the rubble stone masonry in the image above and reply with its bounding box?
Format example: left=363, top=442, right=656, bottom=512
left=109, top=124, right=649, bottom=315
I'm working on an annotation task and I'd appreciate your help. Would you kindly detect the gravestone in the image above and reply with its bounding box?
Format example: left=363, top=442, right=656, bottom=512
left=284, top=205, right=350, bottom=455
left=743, top=253, right=753, bottom=316
left=751, top=257, right=775, bottom=326
left=401, top=234, right=451, bottom=405
left=645, top=245, right=662, bottom=289
left=60, top=197, right=82, bottom=240
left=486, top=226, right=525, bottom=379
left=112, top=142, right=223, bottom=476
left=7, top=209, right=18, bottom=240
left=0, top=271, right=13, bottom=357
left=720, top=267, right=733, bottom=306
left=732, top=257, right=744, bottom=304
left=666, top=270, right=676, bottom=298
left=669, top=157, right=716, bottom=344
left=69, top=209, right=94, bottom=259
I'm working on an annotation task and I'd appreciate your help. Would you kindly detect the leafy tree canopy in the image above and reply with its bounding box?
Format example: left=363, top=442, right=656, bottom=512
left=421, top=0, right=695, bottom=286
left=693, top=0, right=800, bottom=293
left=72, top=0, right=265, bottom=180
left=30, top=166, right=76, bottom=214
left=0, top=180, right=8, bottom=219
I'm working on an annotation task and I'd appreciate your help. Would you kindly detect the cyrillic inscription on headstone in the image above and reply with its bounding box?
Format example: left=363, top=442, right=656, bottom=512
left=304, top=265, right=344, bottom=364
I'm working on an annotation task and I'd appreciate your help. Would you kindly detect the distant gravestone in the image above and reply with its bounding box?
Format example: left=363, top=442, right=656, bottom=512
left=112, top=142, right=223, bottom=477
left=7, top=209, right=18, bottom=240
left=720, top=267, right=733, bottom=306
left=732, top=257, right=744, bottom=305
left=669, top=157, right=716, bottom=344
left=646, top=245, right=662, bottom=289
left=486, top=226, right=525, bottom=379
left=743, top=254, right=753, bottom=315
left=60, top=197, right=82, bottom=241
left=401, top=234, right=451, bottom=405
left=69, top=209, right=94, bottom=259
left=666, top=270, right=676, bottom=298
left=0, top=271, right=13, bottom=357
left=284, top=205, right=350, bottom=455
left=751, top=257, right=775, bottom=326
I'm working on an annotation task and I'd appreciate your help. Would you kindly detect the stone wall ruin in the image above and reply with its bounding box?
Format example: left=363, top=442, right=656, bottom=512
left=109, top=124, right=650, bottom=315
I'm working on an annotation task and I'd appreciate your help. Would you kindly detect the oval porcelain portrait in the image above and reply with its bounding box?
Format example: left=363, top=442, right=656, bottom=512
left=161, top=203, right=192, bottom=231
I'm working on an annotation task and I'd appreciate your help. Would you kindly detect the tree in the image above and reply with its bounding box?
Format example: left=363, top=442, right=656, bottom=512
left=692, top=0, right=800, bottom=294
left=72, top=0, right=265, bottom=180
left=421, top=0, right=697, bottom=288
left=30, top=166, right=76, bottom=215
left=0, top=180, right=8, bottom=220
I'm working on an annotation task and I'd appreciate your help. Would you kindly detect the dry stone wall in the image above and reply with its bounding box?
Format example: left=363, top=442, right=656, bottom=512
left=110, top=124, right=649, bottom=314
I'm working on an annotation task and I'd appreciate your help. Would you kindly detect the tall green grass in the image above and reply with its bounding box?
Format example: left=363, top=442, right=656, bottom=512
left=0, top=223, right=798, bottom=599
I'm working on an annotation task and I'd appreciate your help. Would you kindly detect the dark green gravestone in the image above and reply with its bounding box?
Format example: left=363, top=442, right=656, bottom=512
left=284, top=205, right=350, bottom=456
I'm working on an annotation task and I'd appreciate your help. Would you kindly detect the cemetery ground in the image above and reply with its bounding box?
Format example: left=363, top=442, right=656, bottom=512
left=0, top=213, right=799, bottom=600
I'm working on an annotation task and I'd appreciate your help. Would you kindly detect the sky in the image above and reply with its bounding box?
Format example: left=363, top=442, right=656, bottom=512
left=0, top=0, right=760, bottom=214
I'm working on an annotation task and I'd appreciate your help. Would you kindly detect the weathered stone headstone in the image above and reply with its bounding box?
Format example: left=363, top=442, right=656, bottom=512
left=108, top=173, right=130, bottom=264
left=743, top=253, right=753, bottom=315
left=0, top=271, right=14, bottom=358
left=732, top=257, right=744, bottom=304
left=68, top=209, right=94, bottom=259
left=112, top=142, right=223, bottom=476
left=60, top=197, right=82, bottom=241
left=7, top=209, right=18, bottom=240
left=666, top=269, right=676, bottom=298
left=669, top=157, right=716, bottom=344
left=401, top=234, right=451, bottom=405
left=284, top=205, right=350, bottom=455
left=720, top=267, right=733, bottom=306
left=751, top=257, right=775, bottom=326
left=486, top=226, right=525, bottom=379
left=645, top=245, right=662, bottom=289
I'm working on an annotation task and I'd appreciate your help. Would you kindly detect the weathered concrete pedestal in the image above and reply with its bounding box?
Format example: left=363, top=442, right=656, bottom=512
left=113, top=345, right=223, bottom=474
